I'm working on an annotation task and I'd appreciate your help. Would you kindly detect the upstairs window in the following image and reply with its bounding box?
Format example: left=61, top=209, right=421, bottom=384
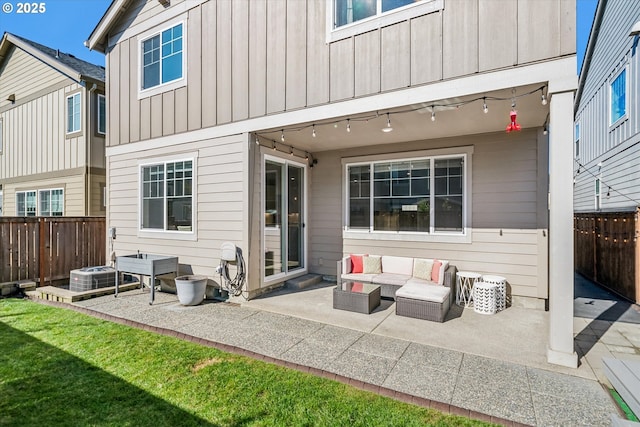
left=66, top=93, right=81, bottom=134
left=574, top=122, right=580, bottom=157
left=142, top=23, right=183, bottom=90
left=610, top=68, right=626, bottom=125
left=97, top=94, right=106, bottom=135
left=334, top=0, right=426, bottom=27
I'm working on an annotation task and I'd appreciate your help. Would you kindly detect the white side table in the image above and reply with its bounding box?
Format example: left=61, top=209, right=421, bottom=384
left=481, top=275, right=507, bottom=311
left=473, top=281, right=497, bottom=315
left=456, top=271, right=482, bottom=308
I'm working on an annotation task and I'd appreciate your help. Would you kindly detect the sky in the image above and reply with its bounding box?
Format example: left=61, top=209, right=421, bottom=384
left=0, top=0, right=599, bottom=73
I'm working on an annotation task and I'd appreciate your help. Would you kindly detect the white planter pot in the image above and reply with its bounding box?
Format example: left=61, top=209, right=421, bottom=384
left=174, top=275, right=208, bottom=306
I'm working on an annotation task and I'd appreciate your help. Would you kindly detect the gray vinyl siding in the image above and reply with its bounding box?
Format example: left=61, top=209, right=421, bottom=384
left=106, top=0, right=574, bottom=147
left=107, top=134, right=246, bottom=278
left=309, top=129, right=548, bottom=299
left=575, top=0, right=640, bottom=212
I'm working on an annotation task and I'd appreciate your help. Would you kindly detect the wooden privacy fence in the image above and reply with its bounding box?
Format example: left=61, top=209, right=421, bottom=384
left=574, top=209, right=640, bottom=303
left=0, top=217, right=106, bottom=286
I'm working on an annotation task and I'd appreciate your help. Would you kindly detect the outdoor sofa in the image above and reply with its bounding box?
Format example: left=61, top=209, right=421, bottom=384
left=337, top=255, right=457, bottom=322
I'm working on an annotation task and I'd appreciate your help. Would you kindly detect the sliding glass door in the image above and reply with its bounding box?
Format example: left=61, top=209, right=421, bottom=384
left=264, top=157, right=305, bottom=280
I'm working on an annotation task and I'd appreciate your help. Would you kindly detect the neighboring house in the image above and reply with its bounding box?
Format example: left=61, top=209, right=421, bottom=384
left=88, top=0, right=577, bottom=367
left=575, top=0, right=640, bottom=213
left=0, top=33, right=107, bottom=217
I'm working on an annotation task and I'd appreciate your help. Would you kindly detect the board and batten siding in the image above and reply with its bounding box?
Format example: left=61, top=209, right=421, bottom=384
left=575, top=0, right=640, bottom=212
left=0, top=82, right=87, bottom=180
left=107, top=134, right=246, bottom=278
left=308, top=130, right=548, bottom=299
left=106, top=0, right=574, bottom=147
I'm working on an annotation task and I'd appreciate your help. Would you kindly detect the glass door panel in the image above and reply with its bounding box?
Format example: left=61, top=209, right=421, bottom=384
left=264, top=161, right=284, bottom=277
left=287, top=165, right=303, bottom=272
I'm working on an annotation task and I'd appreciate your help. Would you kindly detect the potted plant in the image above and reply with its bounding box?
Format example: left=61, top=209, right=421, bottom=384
left=174, top=275, right=208, bottom=306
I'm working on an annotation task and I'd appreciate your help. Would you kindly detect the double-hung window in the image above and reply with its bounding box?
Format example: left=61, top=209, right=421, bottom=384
left=66, top=93, right=81, bottom=134
left=39, top=189, right=64, bottom=216
left=16, top=191, right=37, bottom=216
left=97, top=94, right=106, bottom=135
left=610, top=68, right=627, bottom=125
left=346, top=154, right=466, bottom=235
left=141, top=23, right=183, bottom=90
left=141, top=159, right=193, bottom=232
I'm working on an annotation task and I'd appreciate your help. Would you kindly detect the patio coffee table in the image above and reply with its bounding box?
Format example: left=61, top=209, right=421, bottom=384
left=333, top=281, right=381, bottom=314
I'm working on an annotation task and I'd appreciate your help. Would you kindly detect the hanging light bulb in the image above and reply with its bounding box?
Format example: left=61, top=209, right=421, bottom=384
left=333, top=122, right=338, bottom=128
left=543, top=124, right=548, bottom=135
left=346, top=119, right=351, bottom=132
left=280, top=130, right=285, bottom=142
left=607, top=187, right=611, bottom=198
left=541, top=92, right=547, bottom=106
left=272, top=141, right=277, bottom=150
left=255, top=137, right=260, bottom=145
left=482, top=98, right=488, bottom=114
left=382, top=113, right=393, bottom=132
left=431, top=106, right=436, bottom=122
left=312, top=124, right=316, bottom=138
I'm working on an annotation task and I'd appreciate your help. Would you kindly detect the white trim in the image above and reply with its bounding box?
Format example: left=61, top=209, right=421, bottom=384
left=341, top=146, right=473, bottom=244
left=137, top=19, right=187, bottom=100
left=0, top=117, right=3, bottom=154
left=107, top=57, right=576, bottom=158
left=261, top=152, right=309, bottom=286
left=608, top=65, right=628, bottom=128
left=97, top=94, right=106, bottom=135
left=137, top=152, right=198, bottom=241
left=326, top=0, right=443, bottom=43
left=66, top=92, right=82, bottom=134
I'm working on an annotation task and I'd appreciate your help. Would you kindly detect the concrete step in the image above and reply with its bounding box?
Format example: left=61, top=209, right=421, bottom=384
left=604, top=357, right=640, bottom=420
left=285, top=274, right=323, bottom=290
left=33, top=283, right=140, bottom=303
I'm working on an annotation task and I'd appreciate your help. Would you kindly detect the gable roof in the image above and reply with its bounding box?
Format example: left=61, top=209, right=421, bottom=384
left=0, top=32, right=105, bottom=83
left=575, top=0, right=607, bottom=112
left=86, top=0, right=132, bottom=53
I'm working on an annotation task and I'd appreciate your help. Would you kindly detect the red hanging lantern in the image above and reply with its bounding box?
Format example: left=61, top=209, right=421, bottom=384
left=506, top=109, right=521, bottom=133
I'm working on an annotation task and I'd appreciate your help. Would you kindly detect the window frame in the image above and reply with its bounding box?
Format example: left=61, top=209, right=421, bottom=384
left=16, top=190, right=37, bottom=216
left=342, top=146, right=473, bottom=244
left=137, top=20, right=186, bottom=99
left=609, top=66, right=628, bottom=127
left=574, top=122, right=580, bottom=158
left=327, top=0, right=443, bottom=43
left=38, top=188, right=64, bottom=216
left=97, top=94, right=106, bottom=135
left=137, top=154, right=197, bottom=240
left=595, top=178, right=601, bottom=210
left=66, top=92, right=82, bottom=135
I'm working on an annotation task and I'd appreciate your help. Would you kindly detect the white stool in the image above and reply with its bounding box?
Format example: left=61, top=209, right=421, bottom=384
left=481, top=275, right=507, bottom=311
left=473, top=281, right=497, bottom=315
left=456, top=271, right=482, bottom=308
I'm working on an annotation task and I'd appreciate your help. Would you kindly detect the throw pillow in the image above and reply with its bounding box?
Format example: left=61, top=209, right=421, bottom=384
left=431, top=259, right=443, bottom=283
left=351, top=254, right=365, bottom=273
left=413, top=258, right=434, bottom=281
left=437, top=260, right=449, bottom=286
left=363, top=256, right=382, bottom=274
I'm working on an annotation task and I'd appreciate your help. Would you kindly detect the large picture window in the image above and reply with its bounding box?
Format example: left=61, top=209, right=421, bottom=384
left=346, top=155, right=465, bottom=234
left=141, top=23, right=183, bottom=90
left=141, top=159, right=193, bottom=232
left=334, top=0, right=426, bottom=28
left=610, top=69, right=626, bottom=125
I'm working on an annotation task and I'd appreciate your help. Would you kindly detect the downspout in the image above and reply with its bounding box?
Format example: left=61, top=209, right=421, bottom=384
left=87, top=83, right=98, bottom=216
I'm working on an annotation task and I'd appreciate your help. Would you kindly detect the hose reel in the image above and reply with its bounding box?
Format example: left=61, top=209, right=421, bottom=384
left=218, top=242, right=246, bottom=297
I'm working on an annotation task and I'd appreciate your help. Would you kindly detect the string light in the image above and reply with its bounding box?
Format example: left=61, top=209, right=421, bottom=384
left=431, top=106, right=436, bottom=122
left=290, top=147, right=294, bottom=156
left=543, top=124, right=548, bottom=135
left=312, top=124, right=316, bottom=138
left=280, top=130, right=285, bottom=142
left=382, top=113, right=393, bottom=133
left=346, top=119, right=351, bottom=133
left=541, top=92, right=547, bottom=106
left=483, top=97, right=488, bottom=114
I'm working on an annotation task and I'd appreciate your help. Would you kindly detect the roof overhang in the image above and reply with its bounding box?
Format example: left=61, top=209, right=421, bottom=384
left=0, top=32, right=83, bottom=83
left=86, top=0, right=130, bottom=53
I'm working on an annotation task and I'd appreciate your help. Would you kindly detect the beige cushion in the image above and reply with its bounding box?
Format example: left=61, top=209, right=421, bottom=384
left=406, top=277, right=438, bottom=286
left=381, top=256, right=414, bottom=275
left=341, top=273, right=378, bottom=283
left=396, top=282, right=450, bottom=303
left=363, top=256, right=382, bottom=274
left=372, top=273, right=411, bottom=286
left=413, top=258, right=434, bottom=280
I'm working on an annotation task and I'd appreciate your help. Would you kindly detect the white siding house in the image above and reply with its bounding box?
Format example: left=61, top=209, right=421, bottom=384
left=88, top=0, right=578, bottom=367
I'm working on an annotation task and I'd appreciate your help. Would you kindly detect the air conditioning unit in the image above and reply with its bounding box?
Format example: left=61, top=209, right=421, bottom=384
left=69, top=266, right=116, bottom=292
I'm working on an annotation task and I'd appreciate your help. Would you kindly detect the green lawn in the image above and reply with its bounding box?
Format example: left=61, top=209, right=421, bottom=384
left=0, top=299, right=492, bottom=426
